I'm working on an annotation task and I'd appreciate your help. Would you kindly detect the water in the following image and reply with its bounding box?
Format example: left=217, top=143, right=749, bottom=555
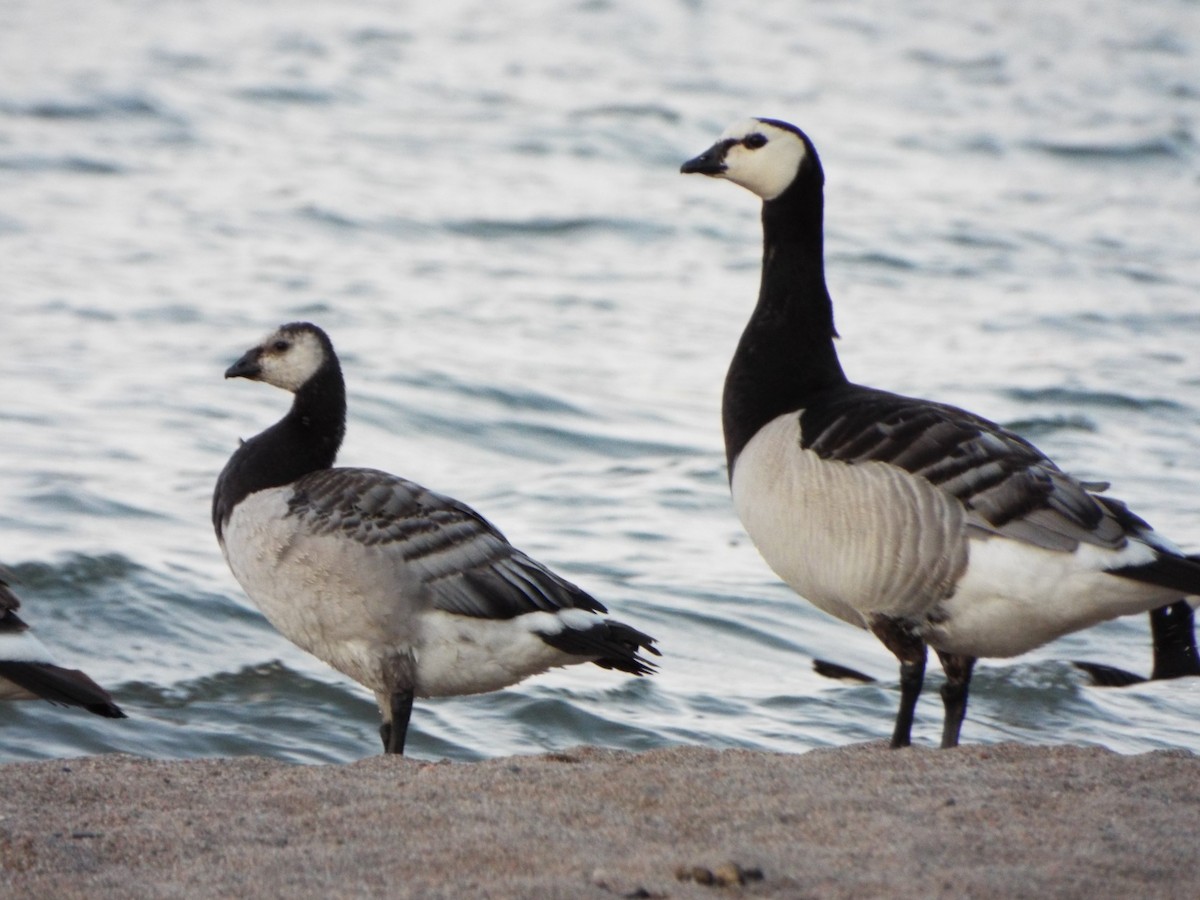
left=0, top=0, right=1197, bottom=763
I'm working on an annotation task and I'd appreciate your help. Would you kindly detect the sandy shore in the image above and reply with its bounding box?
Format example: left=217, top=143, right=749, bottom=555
left=0, top=742, right=1196, bottom=898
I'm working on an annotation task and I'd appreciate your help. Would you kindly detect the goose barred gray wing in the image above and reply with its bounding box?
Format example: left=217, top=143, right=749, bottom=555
left=286, top=467, right=608, bottom=619
left=801, top=386, right=1125, bottom=552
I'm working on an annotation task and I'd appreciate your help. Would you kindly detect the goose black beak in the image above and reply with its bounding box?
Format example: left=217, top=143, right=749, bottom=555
left=225, top=348, right=263, bottom=380
left=680, top=140, right=731, bottom=176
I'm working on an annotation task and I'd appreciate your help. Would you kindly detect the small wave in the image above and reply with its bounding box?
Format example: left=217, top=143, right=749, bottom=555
left=470, top=680, right=666, bottom=755
left=34, top=298, right=119, bottom=320
left=1029, top=310, right=1200, bottom=336
left=514, top=698, right=662, bottom=751
left=571, top=103, right=681, bottom=123
left=982, top=659, right=1092, bottom=694
left=234, top=85, right=340, bottom=106
left=131, top=660, right=358, bottom=709
left=1004, top=414, right=1098, bottom=438
left=1107, top=265, right=1172, bottom=286
left=444, top=216, right=670, bottom=241
left=110, top=662, right=376, bottom=763
left=0, top=93, right=165, bottom=121
left=396, top=370, right=588, bottom=417
left=954, top=133, right=1007, bottom=156
left=1005, top=386, right=1185, bottom=413
left=659, top=605, right=809, bottom=657
left=907, top=49, right=1008, bottom=83
left=24, top=486, right=169, bottom=521
left=149, top=49, right=214, bottom=72
left=390, top=408, right=698, bottom=463
left=128, top=304, right=206, bottom=325
left=7, top=552, right=143, bottom=592
left=0, top=155, right=125, bottom=175
left=0, top=409, right=53, bottom=427
left=296, top=203, right=365, bottom=231
left=489, top=420, right=699, bottom=461
left=290, top=206, right=428, bottom=241
left=0, top=702, right=129, bottom=761
left=835, top=250, right=919, bottom=271
left=1111, top=31, right=1189, bottom=56
left=348, top=26, right=414, bottom=46
left=942, top=225, right=1019, bottom=252
left=1026, top=131, right=1188, bottom=161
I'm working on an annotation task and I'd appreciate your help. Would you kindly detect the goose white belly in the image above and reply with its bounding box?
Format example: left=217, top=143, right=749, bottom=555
left=731, top=414, right=968, bottom=627
left=929, top=535, right=1178, bottom=658
left=413, top=608, right=599, bottom=698
left=222, top=488, right=592, bottom=699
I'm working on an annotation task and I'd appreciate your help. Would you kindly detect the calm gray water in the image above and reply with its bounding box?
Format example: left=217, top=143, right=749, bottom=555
left=1, top=0, right=1198, bottom=763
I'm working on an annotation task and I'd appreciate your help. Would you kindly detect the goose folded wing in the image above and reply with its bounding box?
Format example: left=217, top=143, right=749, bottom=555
left=286, top=468, right=606, bottom=619
left=802, top=388, right=1127, bottom=552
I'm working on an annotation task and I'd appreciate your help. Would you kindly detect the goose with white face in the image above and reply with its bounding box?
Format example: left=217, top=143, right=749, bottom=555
left=680, top=113, right=1200, bottom=750
left=213, top=321, right=659, bottom=755
left=680, top=118, right=810, bottom=201
left=224, top=324, right=330, bottom=393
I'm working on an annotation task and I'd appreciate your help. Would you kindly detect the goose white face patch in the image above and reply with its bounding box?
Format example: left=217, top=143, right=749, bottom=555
left=717, top=118, right=808, bottom=201
left=256, top=327, right=327, bottom=392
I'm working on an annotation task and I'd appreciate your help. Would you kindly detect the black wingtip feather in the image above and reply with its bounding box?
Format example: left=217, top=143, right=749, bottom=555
left=1109, top=554, right=1200, bottom=596
left=1071, top=661, right=1149, bottom=688
left=812, top=658, right=878, bottom=683
left=536, top=619, right=660, bottom=676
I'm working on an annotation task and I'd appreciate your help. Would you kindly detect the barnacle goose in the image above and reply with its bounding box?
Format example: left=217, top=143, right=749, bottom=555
left=681, top=117, right=1200, bottom=748
left=0, top=568, right=125, bottom=718
left=212, top=323, right=659, bottom=755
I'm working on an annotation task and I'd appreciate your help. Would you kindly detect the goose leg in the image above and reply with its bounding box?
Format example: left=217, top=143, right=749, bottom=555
left=936, top=651, right=976, bottom=749
left=379, top=688, right=414, bottom=755
left=870, top=615, right=926, bottom=748
left=1150, top=600, right=1200, bottom=681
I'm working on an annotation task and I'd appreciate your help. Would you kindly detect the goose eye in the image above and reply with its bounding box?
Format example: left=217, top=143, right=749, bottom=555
left=743, top=133, right=768, bottom=150
left=273, top=340, right=290, bottom=352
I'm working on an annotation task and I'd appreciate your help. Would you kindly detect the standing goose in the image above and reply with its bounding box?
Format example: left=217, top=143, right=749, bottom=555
left=681, top=117, right=1200, bottom=748
left=213, top=322, right=659, bottom=755
left=0, top=568, right=126, bottom=718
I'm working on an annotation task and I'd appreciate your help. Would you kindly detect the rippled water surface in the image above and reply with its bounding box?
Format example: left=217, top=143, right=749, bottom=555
left=1, top=0, right=1198, bottom=763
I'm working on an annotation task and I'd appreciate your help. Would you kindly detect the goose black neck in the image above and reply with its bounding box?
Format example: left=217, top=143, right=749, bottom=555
left=212, top=361, right=347, bottom=538
left=722, top=174, right=848, bottom=473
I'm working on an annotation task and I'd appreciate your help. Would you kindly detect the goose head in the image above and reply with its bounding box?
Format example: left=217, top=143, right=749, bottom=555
left=681, top=117, right=819, bottom=202
left=225, top=322, right=334, bottom=393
